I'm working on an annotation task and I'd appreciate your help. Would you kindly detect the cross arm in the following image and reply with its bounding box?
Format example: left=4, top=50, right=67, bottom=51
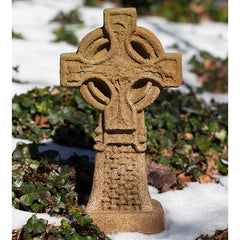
left=60, top=52, right=106, bottom=88
left=60, top=53, right=85, bottom=87
left=152, top=52, right=182, bottom=88
left=129, top=52, right=182, bottom=112
left=60, top=52, right=112, bottom=111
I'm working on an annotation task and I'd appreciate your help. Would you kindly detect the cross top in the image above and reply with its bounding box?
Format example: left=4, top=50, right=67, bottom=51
left=60, top=8, right=182, bottom=234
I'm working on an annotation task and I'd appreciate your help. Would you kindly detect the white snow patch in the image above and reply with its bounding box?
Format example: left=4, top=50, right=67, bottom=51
left=12, top=138, right=32, bottom=151
left=12, top=207, right=65, bottom=229
left=108, top=182, right=228, bottom=240
left=197, top=92, right=228, bottom=105
left=137, top=16, right=228, bottom=59
left=12, top=138, right=95, bottom=162
left=214, top=175, right=228, bottom=190
left=39, top=139, right=95, bottom=162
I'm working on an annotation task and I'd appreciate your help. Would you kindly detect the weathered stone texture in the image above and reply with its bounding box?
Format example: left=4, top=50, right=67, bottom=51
left=60, top=8, right=182, bottom=234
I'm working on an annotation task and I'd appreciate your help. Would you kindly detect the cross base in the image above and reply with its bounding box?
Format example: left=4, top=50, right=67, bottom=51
left=87, top=199, right=164, bottom=234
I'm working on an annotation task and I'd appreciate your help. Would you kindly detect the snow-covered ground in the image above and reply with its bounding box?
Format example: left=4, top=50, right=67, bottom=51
left=12, top=0, right=228, bottom=239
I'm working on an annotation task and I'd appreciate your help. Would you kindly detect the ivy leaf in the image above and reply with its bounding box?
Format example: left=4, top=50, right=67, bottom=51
left=20, top=183, right=36, bottom=194
left=38, top=191, right=51, bottom=203
left=72, top=234, right=82, bottom=240
left=49, top=172, right=66, bottom=188
left=79, top=215, right=93, bottom=226
left=191, top=168, right=203, bottom=177
left=31, top=202, right=45, bottom=213
left=12, top=103, right=22, bottom=114
left=72, top=211, right=83, bottom=223
left=12, top=191, right=16, bottom=202
left=24, top=215, right=38, bottom=233
left=20, top=192, right=40, bottom=206
left=72, top=212, right=93, bottom=226
left=214, top=158, right=228, bottom=174
left=65, top=192, right=78, bottom=203
left=215, top=129, right=227, bottom=143
left=21, top=98, right=33, bottom=108
left=23, top=214, right=47, bottom=234
left=195, top=135, right=212, bottom=152
left=61, top=219, right=71, bottom=229
left=35, top=102, right=47, bottom=113
left=104, top=237, right=111, bottom=240
left=209, top=121, right=220, bottom=132
left=63, top=180, right=74, bottom=192
left=12, top=179, right=23, bottom=190
left=33, top=218, right=48, bottom=235
left=52, top=26, right=79, bottom=46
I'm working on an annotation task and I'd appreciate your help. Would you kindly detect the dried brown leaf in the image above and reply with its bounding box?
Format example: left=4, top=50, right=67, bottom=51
left=12, top=227, right=23, bottom=240
left=158, top=128, right=166, bottom=135
left=222, top=145, right=228, bottom=159
left=206, top=151, right=220, bottom=176
left=14, top=198, right=20, bottom=204
left=161, top=183, right=171, bottom=192
left=177, top=171, right=192, bottom=182
left=215, top=228, right=228, bottom=239
left=206, top=156, right=215, bottom=176
left=163, top=148, right=173, bottom=157
left=12, top=165, right=20, bottom=171
left=198, top=174, right=216, bottom=184
left=50, top=87, right=60, bottom=95
left=190, top=3, right=206, bottom=15
left=182, top=133, right=193, bottom=141
left=35, top=115, right=49, bottom=128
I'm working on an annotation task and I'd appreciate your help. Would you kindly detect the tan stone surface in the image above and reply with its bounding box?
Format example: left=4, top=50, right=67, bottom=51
left=60, top=8, right=182, bottom=234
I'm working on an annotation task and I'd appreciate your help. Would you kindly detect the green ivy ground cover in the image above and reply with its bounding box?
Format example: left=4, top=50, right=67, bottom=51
left=13, top=214, right=110, bottom=240
left=12, top=142, right=93, bottom=214
left=189, top=51, right=228, bottom=93
left=12, top=87, right=97, bottom=147
left=196, top=228, right=228, bottom=240
left=12, top=142, right=110, bottom=239
left=12, top=85, right=228, bottom=183
left=50, top=8, right=83, bottom=25
left=51, top=8, right=84, bottom=46
left=12, top=30, right=25, bottom=40
left=52, top=26, right=79, bottom=46
left=119, top=0, right=228, bottom=23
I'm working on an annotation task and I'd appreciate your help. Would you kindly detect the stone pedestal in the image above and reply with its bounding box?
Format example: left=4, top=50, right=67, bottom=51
left=86, top=150, right=164, bottom=234
left=89, top=199, right=164, bottom=234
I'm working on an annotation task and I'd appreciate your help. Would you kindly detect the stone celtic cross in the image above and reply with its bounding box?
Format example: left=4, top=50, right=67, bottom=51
left=60, top=8, right=182, bottom=234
